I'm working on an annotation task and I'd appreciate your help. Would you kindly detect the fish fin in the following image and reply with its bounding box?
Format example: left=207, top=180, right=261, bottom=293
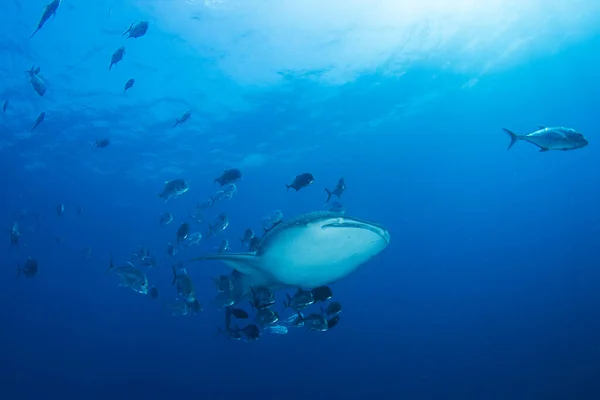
left=191, top=252, right=261, bottom=275
left=171, top=265, right=177, bottom=285
left=172, top=119, right=179, bottom=127
left=285, top=184, right=290, bottom=192
left=538, top=125, right=547, bottom=129
left=325, top=188, right=332, bottom=202
left=539, top=148, right=549, bottom=152
left=29, top=28, right=41, bottom=39
left=502, top=128, right=519, bottom=151
left=284, top=293, right=292, bottom=308
left=105, top=255, right=114, bottom=275
left=122, top=23, right=133, bottom=36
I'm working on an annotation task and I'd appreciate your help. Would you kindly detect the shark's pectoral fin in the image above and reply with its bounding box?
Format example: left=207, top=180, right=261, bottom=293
left=191, top=252, right=261, bottom=275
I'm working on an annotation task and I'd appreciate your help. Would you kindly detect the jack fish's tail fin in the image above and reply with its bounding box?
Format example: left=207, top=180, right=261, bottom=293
left=325, top=188, right=332, bottom=202
left=105, top=255, right=115, bottom=275
left=29, top=27, right=41, bottom=39
left=122, top=23, right=133, bottom=37
left=503, top=128, right=520, bottom=151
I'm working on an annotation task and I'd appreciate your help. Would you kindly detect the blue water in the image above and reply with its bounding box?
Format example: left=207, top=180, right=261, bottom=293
left=2, top=1, right=600, bottom=399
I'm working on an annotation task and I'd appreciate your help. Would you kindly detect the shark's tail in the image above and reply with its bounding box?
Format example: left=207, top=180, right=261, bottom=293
left=325, top=188, right=332, bottom=202
left=503, top=128, right=520, bottom=151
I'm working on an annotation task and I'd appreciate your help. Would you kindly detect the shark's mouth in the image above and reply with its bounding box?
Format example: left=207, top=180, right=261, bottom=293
left=321, top=220, right=390, bottom=244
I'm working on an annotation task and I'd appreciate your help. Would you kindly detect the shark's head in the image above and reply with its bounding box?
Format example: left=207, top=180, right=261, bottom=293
left=261, top=212, right=390, bottom=288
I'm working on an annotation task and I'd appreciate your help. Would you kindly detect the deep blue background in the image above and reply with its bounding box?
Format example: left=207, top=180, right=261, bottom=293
left=1, top=1, right=600, bottom=399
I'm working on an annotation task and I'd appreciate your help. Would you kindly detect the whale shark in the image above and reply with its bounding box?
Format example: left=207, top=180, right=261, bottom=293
left=191, top=211, right=390, bottom=295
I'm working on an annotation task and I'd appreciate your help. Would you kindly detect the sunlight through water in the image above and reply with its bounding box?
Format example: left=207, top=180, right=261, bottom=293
left=141, top=0, right=600, bottom=85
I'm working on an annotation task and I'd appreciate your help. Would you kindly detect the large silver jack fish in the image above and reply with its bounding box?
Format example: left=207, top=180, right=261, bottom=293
left=191, top=211, right=390, bottom=292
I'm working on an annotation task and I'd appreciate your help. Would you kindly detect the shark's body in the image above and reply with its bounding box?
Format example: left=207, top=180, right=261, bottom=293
left=192, top=211, right=390, bottom=302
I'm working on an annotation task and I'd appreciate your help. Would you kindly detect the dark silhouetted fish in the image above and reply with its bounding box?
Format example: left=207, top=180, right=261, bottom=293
left=17, top=257, right=39, bottom=278
left=326, top=301, right=342, bottom=317
left=10, top=223, right=21, bottom=247
left=159, top=212, right=173, bottom=226
left=283, top=288, right=314, bottom=310
left=327, top=315, right=340, bottom=329
left=31, top=112, right=45, bottom=131
left=109, top=47, right=125, bottom=71
left=172, top=110, right=191, bottom=127
left=2, top=100, right=8, bottom=112
left=94, top=138, right=110, bottom=148
left=229, top=307, right=249, bottom=319
left=124, top=78, right=135, bottom=93
left=122, top=21, right=148, bottom=38
left=30, top=0, right=61, bottom=38
left=158, top=179, right=189, bottom=202
left=176, top=223, right=190, bottom=244
left=286, top=173, right=314, bottom=192
left=27, top=67, right=46, bottom=96
left=311, top=286, right=333, bottom=302
left=214, top=168, right=242, bottom=186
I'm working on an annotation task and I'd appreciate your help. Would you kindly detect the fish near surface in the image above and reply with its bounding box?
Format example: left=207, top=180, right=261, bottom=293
left=31, top=112, right=45, bottom=131
left=172, top=110, right=191, bottom=127
left=29, top=72, right=46, bottom=96
left=109, top=47, right=125, bottom=71
left=124, top=78, right=135, bottom=93
left=503, top=126, right=588, bottom=152
left=30, top=0, right=61, bottom=38
left=191, top=211, right=390, bottom=288
left=122, top=21, right=148, bottom=39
